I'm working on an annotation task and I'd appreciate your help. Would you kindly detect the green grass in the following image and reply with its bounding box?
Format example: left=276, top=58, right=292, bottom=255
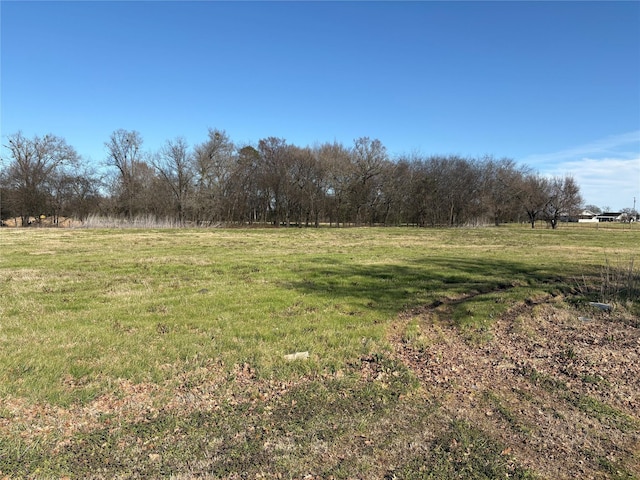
left=3, top=228, right=406, bottom=402
left=0, top=226, right=593, bottom=403
left=0, top=224, right=638, bottom=477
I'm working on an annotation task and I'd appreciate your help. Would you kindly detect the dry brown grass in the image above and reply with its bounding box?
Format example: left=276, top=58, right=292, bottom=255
left=392, top=295, right=640, bottom=479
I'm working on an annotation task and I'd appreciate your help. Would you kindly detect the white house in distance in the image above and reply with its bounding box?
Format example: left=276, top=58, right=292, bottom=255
left=578, top=210, right=636, bottom=223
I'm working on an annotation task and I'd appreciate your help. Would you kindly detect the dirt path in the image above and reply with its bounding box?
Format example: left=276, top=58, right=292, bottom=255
left=389, top=295, right=640, bottom=479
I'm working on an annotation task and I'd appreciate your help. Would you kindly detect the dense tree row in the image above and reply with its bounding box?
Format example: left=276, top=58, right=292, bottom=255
left=1, top=129, right=584, bottom=228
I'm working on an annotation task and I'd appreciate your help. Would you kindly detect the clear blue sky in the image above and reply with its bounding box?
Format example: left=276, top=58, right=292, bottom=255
left=2, top=1, right=639, bottom=210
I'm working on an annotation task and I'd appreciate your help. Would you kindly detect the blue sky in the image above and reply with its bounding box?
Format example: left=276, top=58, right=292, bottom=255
left=1, top=1, right=639, bottom=210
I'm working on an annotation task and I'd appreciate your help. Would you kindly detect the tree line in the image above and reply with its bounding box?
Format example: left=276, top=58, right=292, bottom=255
left=0, top=129, right=583, bottom=228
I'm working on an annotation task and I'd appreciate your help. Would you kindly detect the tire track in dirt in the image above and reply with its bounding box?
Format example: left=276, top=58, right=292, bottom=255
left=389, top=292, right=640, bottom=479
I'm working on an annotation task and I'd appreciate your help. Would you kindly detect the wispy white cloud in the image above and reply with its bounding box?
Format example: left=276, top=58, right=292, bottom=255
left=520, top=131, right=640, bottom=210
left=549, top=157, right=640, bottom=210
left=521, top=130, right=640, bottom=166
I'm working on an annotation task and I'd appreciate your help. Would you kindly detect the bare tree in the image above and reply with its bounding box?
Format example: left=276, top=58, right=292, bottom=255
left=285, top=145, right=326, bottom=227
left=378, top=158, right=413, bottom=226
left=303, top=147, right=330, bottom=227
left=60, top=167, right=103, bottom=221
left=152, top=137, right=194, bottom=224
left=399, top=157, right=434, bottom=227
left=3, top=131, right=80, bottom=226
left=515, top=173, right=550, bottom=228
left=257, top=137, right=289, bottom=226
left=543, top=175, right=583, bottom=229
left=230, top=145, right=263, bottom=224
left=349, top=137, right=387, bottom=225
left=1, top=125, right=595, bottom=229
left=193, top=129, right=235, bottom=224
left=105, top=129, right=145, bottom=219
left=480, top=157, right=529, bottom=226
left=415, top=156, right=461, bottom=226
left=317, top=142, right=353, bottom=226
left=446, top=157, right=482, bottom=226
left=48, top=167, right=102, bottom=223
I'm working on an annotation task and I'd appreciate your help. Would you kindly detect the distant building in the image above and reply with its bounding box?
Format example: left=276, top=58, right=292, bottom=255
left=578, top=210, right=599, bottom=222
left=598, top=212, right=628, bottom=222
left=578, top=211, right=635, bottom=223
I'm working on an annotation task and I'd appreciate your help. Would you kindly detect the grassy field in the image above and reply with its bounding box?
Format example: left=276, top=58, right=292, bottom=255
left=0, top=224, right=638, bottom=478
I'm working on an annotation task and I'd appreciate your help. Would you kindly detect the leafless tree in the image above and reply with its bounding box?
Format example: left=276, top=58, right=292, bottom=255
left=543, top=175, right=583, bottom=229
left=192, top=129, right=235, bottom=224
left=48, top=167, right=102, bottom=223
left=105, top=129, right=145, bottom=219
left=229, top=145, right=263, bottom=224
left=316, top=142, right=353, bottom=226
left=1, top=125, right=594, bottom=229
left=3, top=131, right=80, bottom=226
left=152, top=137, right=194, bottom=224
left=257, top=137, right=290, bottom=226
left=285, top=145, right=327, bottom=227
left=515, top=173, right=550, bottom=228
left=377, top=158, right=413, bottom=226
left=61, top=167, right=103, bottom=221
left=480, top=157, right=529, bottom=226
left=349, top=137, right=387, bottom=225
left=400, top=157, right=433, bottom=227
left=446, top=157, right=483, bottom=226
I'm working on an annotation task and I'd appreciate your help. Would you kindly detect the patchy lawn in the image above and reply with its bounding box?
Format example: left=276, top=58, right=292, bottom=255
left=392, top=293, right=640, bottom=479
left=0, top=226, right=638, bottom=478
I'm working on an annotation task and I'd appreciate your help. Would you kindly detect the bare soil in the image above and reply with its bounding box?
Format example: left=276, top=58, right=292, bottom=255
left=390, top=294, right=640, bottom=479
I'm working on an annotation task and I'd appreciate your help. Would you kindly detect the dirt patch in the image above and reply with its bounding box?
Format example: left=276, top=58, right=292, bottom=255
left=0, top=361, right=306, bottom=458
left=390, top=296, right=640, bottom=479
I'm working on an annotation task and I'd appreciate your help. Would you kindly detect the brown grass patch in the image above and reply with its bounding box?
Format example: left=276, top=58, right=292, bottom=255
left=391, top=296, right=640, bottom=479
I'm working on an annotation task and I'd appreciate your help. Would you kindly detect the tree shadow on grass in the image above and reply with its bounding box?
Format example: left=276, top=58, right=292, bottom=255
left=286, top=255, right=587, bottom=317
